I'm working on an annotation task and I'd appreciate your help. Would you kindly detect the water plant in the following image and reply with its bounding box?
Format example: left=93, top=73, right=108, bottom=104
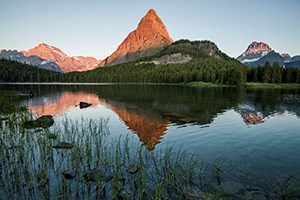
left=1, top=99, right=300, bottom=199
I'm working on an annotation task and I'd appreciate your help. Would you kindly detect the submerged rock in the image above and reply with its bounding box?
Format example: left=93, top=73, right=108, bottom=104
left=8, top=144, right=22, bottom=149
left=34, top=128, right=44, bottom=133
left=23, top=115, right=54, bottom=129
left=220, top=181, right=245, bottom=195
left=83, top=168, right=113, bottom=182
left=119, top=186, right=134, bottom=199
left=37, top=178, right=48, bottom=188
left=47, top=133, right=58, bottom=139
left=79, top=102, right=92, bottom=109
left=0, top=117, right=9, bottom=121
left=52, top=142, right=74, bottom=149
left=127, top=164, right=140, bottom=174
left=244, top=190, right=268, bottom=200
left=62, top=169, right=77, bottom=179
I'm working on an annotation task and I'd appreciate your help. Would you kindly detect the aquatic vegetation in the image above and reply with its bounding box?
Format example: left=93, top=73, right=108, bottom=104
left=0, top=114, right=211, bottom=199
left=0, top=99, right=300, bottom=199
left=0, top=91, right=20, bottom=115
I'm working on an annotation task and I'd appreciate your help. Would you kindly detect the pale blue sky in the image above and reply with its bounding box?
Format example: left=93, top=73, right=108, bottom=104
left=0, top=0, right=299, bottom=59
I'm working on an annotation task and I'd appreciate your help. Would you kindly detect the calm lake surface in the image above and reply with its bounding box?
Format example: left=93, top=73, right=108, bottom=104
left=1, top=84, right=300, bottom=194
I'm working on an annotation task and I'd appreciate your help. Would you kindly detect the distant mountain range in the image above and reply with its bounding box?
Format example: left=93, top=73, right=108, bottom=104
left=0, top=43, right=100, bottom=73
left=1, top=9, right=299, bottom=73
left=0, top=49, right=63, bottom=72
left=237, top=41, right=300, bottom=68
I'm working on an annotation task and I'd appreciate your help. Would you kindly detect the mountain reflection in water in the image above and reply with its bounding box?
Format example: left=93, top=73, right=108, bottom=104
left=27, top=92, right=103, bottom=116
left=7, top=84, right=299, bottom=150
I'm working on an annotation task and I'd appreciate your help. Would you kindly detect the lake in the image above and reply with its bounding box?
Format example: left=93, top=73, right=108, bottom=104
left=1, top=83, right=300, bottom=199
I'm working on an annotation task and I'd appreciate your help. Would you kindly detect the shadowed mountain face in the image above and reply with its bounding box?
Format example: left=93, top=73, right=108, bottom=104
left=99, top=9, right=173, bottom=66
left=246, top=51, right=285, bottom=67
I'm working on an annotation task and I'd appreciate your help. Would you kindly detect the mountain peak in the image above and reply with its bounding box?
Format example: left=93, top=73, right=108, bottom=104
left=145, top=9, right=157, bottom=17
left=99, top=9, right=173, bottom=66
left=36, top=43, right=55, bottom=49
left=39, top=42, right=48, bottom=46
left=237, top=41, right=272, bottom=63
left=23, top=43, right=68, bottom=62
left=139, top=9, right=162, bottom=26
left=281, top=53, right=291, bottom=61
left=245, top=41, right=272, bottom=55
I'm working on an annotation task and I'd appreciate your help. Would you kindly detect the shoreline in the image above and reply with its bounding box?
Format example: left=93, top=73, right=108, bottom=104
left=0, top=82, right=300, bottom=89
left=188, top=82, right=300, bottom=89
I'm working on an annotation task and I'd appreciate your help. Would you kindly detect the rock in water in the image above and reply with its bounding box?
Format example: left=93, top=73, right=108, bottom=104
left=127, top=164, right=140, bottom=174
left=79, top=102, right=92, bottom=109
left=83, top=168, right=113, bottom=182
left=52, top=142, right=74, bottom=149
left=220, top=181, right=245, bottom=195
left=221, top=181, right=245, bottom=195
left=24, top=115, right=54, bottom=129
left=62, top=169, right=77, bottom=179
left=244, top=190, right=268, bottom=200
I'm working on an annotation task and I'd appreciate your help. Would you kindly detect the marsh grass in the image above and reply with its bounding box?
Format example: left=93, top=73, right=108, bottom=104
left=1, top=110, right=300, bottom=199
left=0, top=112, right=204, bottom=199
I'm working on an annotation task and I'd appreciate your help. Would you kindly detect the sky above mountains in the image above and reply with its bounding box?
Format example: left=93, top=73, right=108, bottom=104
left=0, top=0, right=299, bottom=59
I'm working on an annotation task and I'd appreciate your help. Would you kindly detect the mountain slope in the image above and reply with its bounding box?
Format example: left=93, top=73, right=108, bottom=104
left=57, top=56, right=99, bottom=72
left=74, top=39, right=247, bottom=85
left=135, top=39, right=231, bottom=65
left=245, top=51, right=285, bottom=67
left=0, top=59, right=64, bottom=82
left=99, top=9, right=173, bottom=66
left=22, top=43, right=100, bottom=72
left=285, top=60, right=300, bottom=69
left=281, top=53, right=291, bottom=62
left=291, top=56, right=300, bottom=62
